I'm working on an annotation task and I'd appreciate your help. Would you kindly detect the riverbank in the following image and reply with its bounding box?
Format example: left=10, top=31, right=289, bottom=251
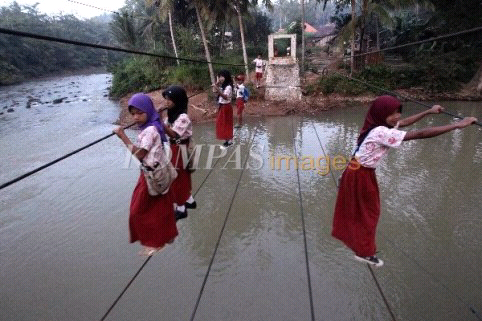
left=0, top=66, right=108, bottom=87
left=115, top=85, right=482, bottom=126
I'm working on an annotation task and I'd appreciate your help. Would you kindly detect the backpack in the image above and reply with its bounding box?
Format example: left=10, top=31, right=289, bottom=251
left=141, top=160, right=178, bottom=196
left=242, top=87, right=249, bottom=102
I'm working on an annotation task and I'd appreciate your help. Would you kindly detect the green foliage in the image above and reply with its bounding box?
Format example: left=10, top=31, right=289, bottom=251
left=316, top=74, right=344, bottom=94
left=110, top=57, right=167, bottom=98
left=0, top=61, right=23, bottom=85
left=0, top=3, right=113, bottom=84
left=357, top=65, right=396, bottom=90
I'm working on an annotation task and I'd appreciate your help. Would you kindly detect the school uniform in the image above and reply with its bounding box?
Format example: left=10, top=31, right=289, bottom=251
left=235, top=83, right=245, bottom=117
left=332, top=126, right=406, bottom=257
left=253, top=58, right=264, bottom=81
left=169, top=113, right=193, bottom=206
left=129, top=126, right=178, bottom=248
left=216, top=85, right=234, bottom=140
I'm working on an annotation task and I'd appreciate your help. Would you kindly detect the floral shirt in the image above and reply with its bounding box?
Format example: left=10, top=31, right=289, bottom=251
left=354, top=126, right=407, bottom=168
left=218, top=85, right=232, bottom=104
left=137, top=126, right=168, bottom=167
left=171, top=113, right=192, bottom=140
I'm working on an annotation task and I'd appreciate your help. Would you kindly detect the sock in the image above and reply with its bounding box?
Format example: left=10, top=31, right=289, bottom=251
left=186, top=195, right=195, bottom=204
left=176, top=205, right=186, bottom=212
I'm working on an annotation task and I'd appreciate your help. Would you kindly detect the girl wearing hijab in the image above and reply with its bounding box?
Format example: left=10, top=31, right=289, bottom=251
left=162, top=85, right=196, bottom=221
left=212, top=70, right=234, bottom=147
left=113, top=93, right=178, bottom=256
left=332, top=95, right=477, bottom=267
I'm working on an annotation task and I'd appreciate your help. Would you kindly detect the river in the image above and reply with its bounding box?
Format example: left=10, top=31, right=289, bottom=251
left=1, top=73, right=481, bottom=321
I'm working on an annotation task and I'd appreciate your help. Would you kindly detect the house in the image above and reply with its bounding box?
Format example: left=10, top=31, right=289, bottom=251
left=311, top=23, right=337, bottom=47
left=304, top=22, right=317, bottom=33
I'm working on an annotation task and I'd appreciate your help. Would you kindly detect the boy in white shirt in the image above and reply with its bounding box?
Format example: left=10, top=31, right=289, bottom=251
left=252, top=54, right=265, bottom=88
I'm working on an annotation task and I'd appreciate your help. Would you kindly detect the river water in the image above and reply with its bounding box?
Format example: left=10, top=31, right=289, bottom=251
left=1, top=74, right=481, bottom=321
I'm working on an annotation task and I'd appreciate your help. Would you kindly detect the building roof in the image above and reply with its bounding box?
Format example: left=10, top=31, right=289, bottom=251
left=304, top=22, right=317, bottom=33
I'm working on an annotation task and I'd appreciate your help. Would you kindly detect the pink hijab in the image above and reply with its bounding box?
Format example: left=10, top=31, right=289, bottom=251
left=357, top=95, right=402, bottom=146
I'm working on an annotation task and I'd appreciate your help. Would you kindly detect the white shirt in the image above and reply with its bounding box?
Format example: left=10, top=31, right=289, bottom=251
left=235, top=84, right=245, bottom=99
left=354, top=126, right=407, bottom=168
left=253, top=58, right=264, bottom=73
left=217, top=85, right=232, bottom=104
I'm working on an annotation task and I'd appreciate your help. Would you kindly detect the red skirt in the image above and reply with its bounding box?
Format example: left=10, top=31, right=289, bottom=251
left=129, top=173, right=178, bottom=248
left=170, top=143, right=193, bottom=205
left=236, top=98, right=244, bottom=116
left=216, top=103, right=233, bottom=140
left=332, top=163, right=380, bottom=257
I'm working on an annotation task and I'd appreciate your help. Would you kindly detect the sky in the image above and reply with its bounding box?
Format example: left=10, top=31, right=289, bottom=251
left=1, top=0, right=127, bottom=18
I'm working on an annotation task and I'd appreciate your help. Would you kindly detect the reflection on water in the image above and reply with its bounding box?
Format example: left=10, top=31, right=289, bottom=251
left=1, top=79, right=482, bottom=321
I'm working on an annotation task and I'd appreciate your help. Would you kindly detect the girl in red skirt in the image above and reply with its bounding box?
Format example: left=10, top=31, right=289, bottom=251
left=212, top=70, right=234, bottom=147
left=234, top=74, right=246, bottom=128
left=332, top=95, right=477, bottom=267
left=161, top=86, right=196, bottom=221
left=113, top=93, right=178, bottom=256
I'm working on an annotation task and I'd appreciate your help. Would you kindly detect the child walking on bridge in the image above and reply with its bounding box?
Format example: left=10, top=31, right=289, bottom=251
left=162, top=86, right=196, bottom=221
left=113, top=93, right=178, bottom=256
left=332, top=95, right=477, bottom=267
left=234, top=74, right=246, bottom=128
left=212, top=70, right=234, bottom=147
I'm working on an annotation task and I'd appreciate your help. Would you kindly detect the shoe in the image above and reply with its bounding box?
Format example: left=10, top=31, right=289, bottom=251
left=185, top=201, right=197, bottom=209
left=175, top=209, right=188, bottom=221
left=222, top=141, right=233, bottom=147
left=234, top=124, right=242, bottom=128
left=138, top=246, right=163, bottom=256
left=354, top=255, right=384, bottom=267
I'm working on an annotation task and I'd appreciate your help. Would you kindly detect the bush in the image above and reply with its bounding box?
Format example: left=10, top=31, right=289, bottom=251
left=317, top=74, right=345, bottom=94
left=110, top=57, right=167, bottom=98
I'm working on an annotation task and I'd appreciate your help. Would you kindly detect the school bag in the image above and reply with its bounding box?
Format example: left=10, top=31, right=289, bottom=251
left=243, top=87, right=249, bottom=102
left=141, top=159, right=178, bottom=196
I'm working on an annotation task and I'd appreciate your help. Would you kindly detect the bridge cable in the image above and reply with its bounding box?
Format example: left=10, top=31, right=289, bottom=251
left=291, top=119, right=317, bottom=321
left=0, top=27, right=245, bottom=67
left=0, top=89, right=209, bottom=191
left=189, top=128, right=258, bottom=321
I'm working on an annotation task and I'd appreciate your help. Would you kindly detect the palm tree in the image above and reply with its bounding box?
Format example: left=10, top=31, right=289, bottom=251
left=151, top=0, right=180, bottom=65
left=109, top=11, right=141, bottom=50
left=192, top=0, right=216, bottom=85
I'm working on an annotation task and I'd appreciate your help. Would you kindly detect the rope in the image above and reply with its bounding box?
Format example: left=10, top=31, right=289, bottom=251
left=0, top=123, right=134, bottom=191
left=367, top=265, right=397, bottom=321
left=66, top=0, right=121, bottom=16
left=341, top=25, right=482, bottom=60
left=99, top=256, right=152, bottom=321
left=380, top=232, right=482, bottom=321
left=291, top=119, right=316, bottom=321
left=189, top=128, right=257, bottom=321
left=0, top=27, right=245, bottom=67
left=333, top=71, right=482, bottom=127
left=0, top=88, right=211, bottom=191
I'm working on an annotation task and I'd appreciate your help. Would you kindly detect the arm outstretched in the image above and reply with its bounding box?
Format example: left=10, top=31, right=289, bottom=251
left=398, top=105, right=443, bottom=127
left=403, top=117, right=477, bottom=141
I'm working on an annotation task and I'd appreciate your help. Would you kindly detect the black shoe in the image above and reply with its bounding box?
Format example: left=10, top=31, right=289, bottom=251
left=223, top=141, right=233, bottom=147
left=354, top=255, right=384, bottom=267
left=175, top=209, right=188, bottom=221
left=185, top=201, right=197, bottom=209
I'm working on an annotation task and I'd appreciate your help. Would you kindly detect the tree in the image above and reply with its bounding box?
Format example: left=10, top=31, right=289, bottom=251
left=152, top=0, right=180, bottom=65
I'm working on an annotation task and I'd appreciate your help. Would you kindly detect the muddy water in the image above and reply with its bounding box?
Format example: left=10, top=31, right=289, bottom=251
left=1, top=75, right=482, bottom=321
